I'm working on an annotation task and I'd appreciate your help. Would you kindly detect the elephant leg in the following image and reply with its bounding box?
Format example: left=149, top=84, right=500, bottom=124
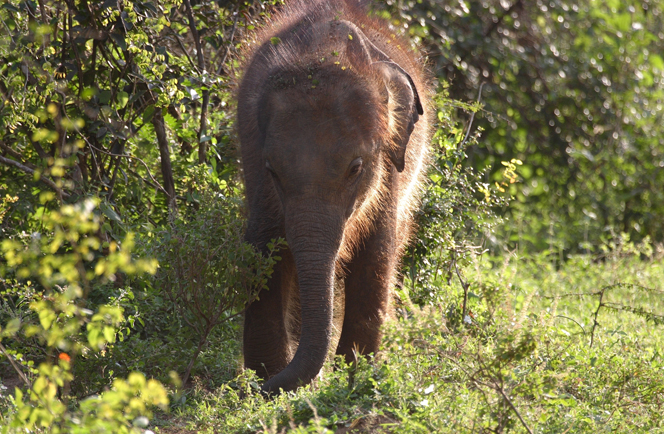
left=243, top=247, right=297, bottom=380
left=336, top=207, right=398, bottom=363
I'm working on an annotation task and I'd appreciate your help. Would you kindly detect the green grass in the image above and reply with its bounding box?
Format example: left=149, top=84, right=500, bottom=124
left=154, top=246, right=664, bottom=433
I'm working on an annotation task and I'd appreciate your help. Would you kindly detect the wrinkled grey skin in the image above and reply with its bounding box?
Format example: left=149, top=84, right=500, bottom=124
left=237, top=6, right=428, bottom=395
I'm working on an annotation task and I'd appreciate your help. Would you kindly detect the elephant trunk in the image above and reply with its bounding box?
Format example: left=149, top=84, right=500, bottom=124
left=261, top=202, right=343, bottom=394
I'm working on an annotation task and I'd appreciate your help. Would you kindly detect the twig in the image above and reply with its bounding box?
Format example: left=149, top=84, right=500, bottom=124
left=216, top=9, right=240, bottom=75
left=540, top=291, right=598, bottom=299
left=197, top=91, right=211, bottom=164
left=452, top=250, right=471, bottom=319
left=0, top=13, right=16, bottom=45
left=497, top=386, right=534, bottom=434
left=540, top=282, right=663, bottom=300
left=152, top=109, right=177, bottom=209
left=589, top=288, right=604, bottom=348
left=183, top=0, right=205, bottom=70
left=0, top=154, right=69, bottom=199
left=183, top=0, right=210, bottom=164
left=37, top=0, right=48, bottom=23
left=0, top=341, right=31, bottom=388
left=0, top=141, right=36, bottom=167
left=601, top=302, right=664, bottom=325
left=29, top=137, right=50, bottom=160
left=459, top=82, right=485, bottom=149
left=603, top=282, right=664, bottom=294
left=167, top=26, right=197, bottom=71
left=554, top=315, right=586, bottom=335
left=75, top=131, right=169, bottom=197
left=181, top=330, right=210, bottom=386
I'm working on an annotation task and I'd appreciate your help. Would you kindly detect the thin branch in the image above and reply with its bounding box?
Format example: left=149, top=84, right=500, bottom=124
left=0, top=13, right=16, bottom=45
left=497, top=387, right=534, bottom=434
left=216, top=9, right=240, bottom=75
left=74, top=130, right=169, bottom=197
left=601, top=302, right=664, bottom=325
left=0, top=80, right=15, bottom=105
left=0, top=154, right=69, bottom=199
left=37, top=0, right=48, bottom=23
left=0, top=341, right=31, bottom=389
left=181, top=327, right=211, bottom=386
left=183, top=0, right=205, bottom=70
left=452, top=250, right=471, bottom=320
left=167, top=26, right=197, bottom=71
left=197, top=90, right=211, bottom=164
left=540, top=291, right=598, bottom=299
left=182, top=0, right=210, bottom=164
left=124, top=168, right=165, bottom=196
left=0, top=141, right=36, bottom=168
left=29, top=136, right=50, bottom=160
left=459, top=82, right=485, bottom=149
left=152, top=109, right=177, bottom=209
left=554, top=315, right=586, bottom=334
left=589, top=289, right=604, bottom=348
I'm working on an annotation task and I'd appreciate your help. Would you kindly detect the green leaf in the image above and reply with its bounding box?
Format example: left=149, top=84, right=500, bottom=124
left=103, top=326, right=116, bottom=344
left=100, top=202, right=122, bottom=223
left=117, top=91, right=129, bottom=109
left=110, top=32, right=127, bottom=51
left=650, top=54, right=664, bottom=70
left=2, top=3, right=20, bottom=12
left=99, top=90, right=112, bottom=105
left=38, top=307, right=56, bottom=331
left=1, top=318, right=21, bottom=337
left=142, top=105, right=156, bottom=123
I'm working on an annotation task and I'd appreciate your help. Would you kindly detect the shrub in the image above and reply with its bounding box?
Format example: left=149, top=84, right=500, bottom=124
left=0, top=198, right=168, bottom=433
left=147, top=170, right=283, bottom=385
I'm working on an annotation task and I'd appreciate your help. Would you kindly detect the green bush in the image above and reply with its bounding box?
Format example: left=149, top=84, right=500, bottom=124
left=146, top=169, right=283, bottom=385
left=0, top=198, right=168, bottom=433
left=402, top=89, right=511, bottom=311
left=381, top=0, right=664, bottom=251
left=157, top=241, right=664, bottom=433
left=1, top=0, right=662, bottom=432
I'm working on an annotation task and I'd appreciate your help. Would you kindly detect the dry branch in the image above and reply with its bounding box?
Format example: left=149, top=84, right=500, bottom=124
left=152, top=110, right=177, bottom=209
left=0, top=154, right=69, bottom=199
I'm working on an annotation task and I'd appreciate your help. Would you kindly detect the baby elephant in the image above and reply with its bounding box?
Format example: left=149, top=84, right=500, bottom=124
left=237, top=0, right=432, bottom=394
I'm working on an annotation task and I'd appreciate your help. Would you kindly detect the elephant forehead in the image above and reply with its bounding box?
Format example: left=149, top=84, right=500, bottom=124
left=263, top=85, right=381, bottom=160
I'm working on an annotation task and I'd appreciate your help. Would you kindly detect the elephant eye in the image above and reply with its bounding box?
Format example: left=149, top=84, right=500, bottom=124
left=265, top=160, right=276, bottom=175
left=348, top=157, right=363, bottom=178
left=266, top=160, right=284, bottom=190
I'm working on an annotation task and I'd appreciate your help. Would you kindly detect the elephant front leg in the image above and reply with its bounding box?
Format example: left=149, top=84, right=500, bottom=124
left=336, top=214, right=397, bottom=363
left=243, top=248, right=298, bottom=379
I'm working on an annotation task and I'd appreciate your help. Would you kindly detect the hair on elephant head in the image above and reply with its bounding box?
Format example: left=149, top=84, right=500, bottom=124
left=236, top=0, right=433, bottom=395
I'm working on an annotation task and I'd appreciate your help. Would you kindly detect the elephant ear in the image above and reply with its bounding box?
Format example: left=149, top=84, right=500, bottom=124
left=311, top=20, right=423, bottom=172
left=371, top=60, right=423, bottom=172
left=343, top=26, right=423, bottom=172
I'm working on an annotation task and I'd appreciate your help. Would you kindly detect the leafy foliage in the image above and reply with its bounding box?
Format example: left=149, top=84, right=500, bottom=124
left=1, top=0, right=663, bottom=433
left=380, top=0, right=664, bottom=251
left=148, top=170, right=284, bottom=385
left=0, top=198, right=167, bottom=433
left=154, top=243, right=664, bottom=433
left=0, top=0, right=265, bottom=232
left=403, top=89, right=511, bottom=308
